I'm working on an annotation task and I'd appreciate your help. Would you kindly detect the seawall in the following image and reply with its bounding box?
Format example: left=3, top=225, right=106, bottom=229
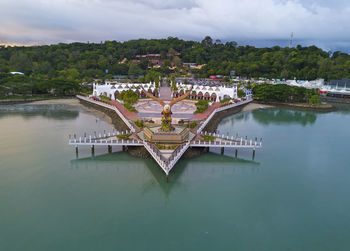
left=202, top=104, right=247, bottom=133
left=78, top=98, right=129, bottom=131
left=320, top=96, right=350, bottom=104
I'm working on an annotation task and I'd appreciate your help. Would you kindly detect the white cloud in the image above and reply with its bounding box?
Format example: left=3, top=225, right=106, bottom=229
left=0, top=0, right=350, bottom=49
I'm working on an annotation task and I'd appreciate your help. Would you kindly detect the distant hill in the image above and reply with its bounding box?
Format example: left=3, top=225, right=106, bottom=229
left=1, top=36, right=350, bottom=81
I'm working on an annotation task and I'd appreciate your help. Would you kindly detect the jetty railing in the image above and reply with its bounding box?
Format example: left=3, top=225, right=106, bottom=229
left=190, top=140, right=262, bottom=148
left=166, top=142, right=190, bottom=173
left=143, top=140, right=169, bottom=174
left=197, top=97, right=252, bottom=134
left=143, top=141, right=190, bottom=175
left=76, top=95, right=136, bottom=132
left=69, top=130, right=133, bottom=141
left=69, top=138, right=143, bottom=146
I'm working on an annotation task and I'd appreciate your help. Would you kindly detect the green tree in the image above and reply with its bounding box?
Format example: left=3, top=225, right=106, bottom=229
left=237, top=89, right=246, bottom=98
left=128, top=63, right=143, bottom=77
left=309, top=95, right=320, bottom=105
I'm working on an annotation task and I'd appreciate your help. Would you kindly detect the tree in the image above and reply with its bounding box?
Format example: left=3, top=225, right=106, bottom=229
left=309, top=95, right=320, bottom=105
left=237, top=89, right=246, bottom=98
left=167, top=48, right=177, bottom=61
left=173, top=56, right=182, bottom=68
left=9, top=52, right=32, bottom=75
left=128, top=63, right=143, bottom=77
left=201, top=36, right=213, bottom=47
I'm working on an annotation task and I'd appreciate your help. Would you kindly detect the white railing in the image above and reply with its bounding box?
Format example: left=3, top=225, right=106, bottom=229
left=76, top=95, right=136, bottom=132
left=167, top=141, right=190, bottom=172
left=70, top=130, right=132, bottom=141
left=69, top=138, right=143, bottom=146
left=143, top=141, right=190, bottom=175
left=194, top=131, right=262, bottom=148
left=190, top=140, right=262, bottom=148
left=143, top=141, right=169, bottom=174
left=197, top=97, right=252, bottom=133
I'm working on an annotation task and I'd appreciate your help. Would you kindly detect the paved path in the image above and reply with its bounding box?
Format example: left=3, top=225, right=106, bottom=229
left=159, top=87, right=172, bottom=101
left=137, top=112, right=193, bottom=119
left=193, top=102, right=221, bottom=120
left=109, top=100, right=139, bottom=120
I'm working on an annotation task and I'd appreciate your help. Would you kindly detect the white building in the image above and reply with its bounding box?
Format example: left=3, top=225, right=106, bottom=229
left=174, top=83, right=238, bottom=102
left=92, top=81, right=239, bottom=102
left=92, top=81, right=158, bottom=100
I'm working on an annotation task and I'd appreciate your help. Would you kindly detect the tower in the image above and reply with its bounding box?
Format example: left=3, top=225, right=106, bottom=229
left=289, top=32, right=294, bottom=48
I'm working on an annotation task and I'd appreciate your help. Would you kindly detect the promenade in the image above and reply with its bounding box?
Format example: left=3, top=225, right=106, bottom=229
left=109, top=100, right=139, bottom=120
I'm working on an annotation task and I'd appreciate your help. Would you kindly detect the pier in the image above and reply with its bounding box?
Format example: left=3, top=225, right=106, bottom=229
left=70, top=94, right=262, bottom=179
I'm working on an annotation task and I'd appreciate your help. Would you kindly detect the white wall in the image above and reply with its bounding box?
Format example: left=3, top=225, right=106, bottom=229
left=93, top=82, right=157, bottom=100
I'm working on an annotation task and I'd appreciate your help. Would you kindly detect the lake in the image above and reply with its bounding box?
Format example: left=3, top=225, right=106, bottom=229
left=0, top=99, right=349, bottom=251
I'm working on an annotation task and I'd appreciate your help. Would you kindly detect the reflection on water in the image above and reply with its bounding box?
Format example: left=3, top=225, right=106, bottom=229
left=252, top=108, right=317, bottom=126
left=218, top=108, right=317, bottom=137
left=70, top=151, right=261, bottom=197
left=0, top=104, right=79, bottom=120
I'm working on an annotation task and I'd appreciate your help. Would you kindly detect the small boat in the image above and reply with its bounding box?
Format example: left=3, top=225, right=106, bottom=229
left=259, top=106, right=266, bottom=110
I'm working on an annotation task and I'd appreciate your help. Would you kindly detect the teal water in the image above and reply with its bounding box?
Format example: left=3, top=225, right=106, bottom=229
left=0, top=100, right=350, bottom=250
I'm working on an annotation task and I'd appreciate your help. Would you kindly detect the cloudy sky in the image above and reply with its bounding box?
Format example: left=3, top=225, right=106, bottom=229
left=1, top=0, right=349, bottom=51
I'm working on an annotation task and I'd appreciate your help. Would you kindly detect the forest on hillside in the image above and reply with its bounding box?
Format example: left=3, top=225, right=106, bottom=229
left=1, top=36, right=350, bottom=96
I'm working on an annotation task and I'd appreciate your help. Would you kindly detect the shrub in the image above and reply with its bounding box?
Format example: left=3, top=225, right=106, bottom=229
left=118, top=90, right=138, bottom=105
left=100, top=95, right=111, bottom=100
left=134, top=120, right=144, bottom=128
left=309, top=95, right=320, bottom=105
left=124, top=103, right=137, bottom=112
left=195, top=100, right=209, bottom=113
left=220, top=97, right=231, bottom=103
left=237, top=89, right=246, bottom=98
left=189, top=121, right=198, bottom=129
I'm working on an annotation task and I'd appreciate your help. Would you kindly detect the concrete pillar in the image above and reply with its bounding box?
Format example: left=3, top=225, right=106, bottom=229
left=91, top=145, right=95, bottom=156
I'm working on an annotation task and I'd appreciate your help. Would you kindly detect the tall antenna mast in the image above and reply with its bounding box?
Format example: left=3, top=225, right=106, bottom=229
left=289, top=32, right=294, bottom=48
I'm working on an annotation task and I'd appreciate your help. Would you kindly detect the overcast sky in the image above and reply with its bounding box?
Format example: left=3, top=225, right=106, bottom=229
left=1, top=0, right=350, bottom=51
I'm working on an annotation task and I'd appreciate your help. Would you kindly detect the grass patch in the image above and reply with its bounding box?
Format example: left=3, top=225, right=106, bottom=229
left=179, top=126, right=188, bottom=134
left=203, top=135, right=215, bottom=141
left=117, top=134, right=131, bottom=140
left=155, top=144, right=179, bottom=150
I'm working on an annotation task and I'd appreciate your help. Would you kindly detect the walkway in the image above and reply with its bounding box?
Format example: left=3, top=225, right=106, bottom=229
left=109, top=100, right=139, bottom=120
left=159, top=87, right=172, bottom=101
left=193, top=102, right=221, bottom=120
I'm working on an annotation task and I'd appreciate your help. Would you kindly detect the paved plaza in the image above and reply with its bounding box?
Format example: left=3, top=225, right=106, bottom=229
left=135, top=99, right=196, bottom=115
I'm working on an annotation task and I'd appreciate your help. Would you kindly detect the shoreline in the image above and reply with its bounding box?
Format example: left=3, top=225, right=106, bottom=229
left=253, top=100, right=336, bottom=112
left=0, top=96, right=76, bottom=105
